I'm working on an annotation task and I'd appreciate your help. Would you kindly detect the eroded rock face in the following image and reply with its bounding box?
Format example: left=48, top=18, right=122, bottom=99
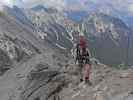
left=0, top=33, right=39, bottom=75
left=20, top=59, right=81, bottom=100
left=21, top=66, right=66, bottom=100
left=0, top=11, right=45, bottom=75
left=0, top=34, right=33, bottom=62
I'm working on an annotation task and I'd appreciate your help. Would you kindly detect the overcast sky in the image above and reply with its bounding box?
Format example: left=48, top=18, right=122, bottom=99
left=0, top=0, right=133, bottom=14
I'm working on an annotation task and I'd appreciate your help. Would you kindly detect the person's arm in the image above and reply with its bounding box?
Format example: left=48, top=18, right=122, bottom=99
left=86, top=48, right=92, bottom=65
left=86, top=48, right=91, bottom=58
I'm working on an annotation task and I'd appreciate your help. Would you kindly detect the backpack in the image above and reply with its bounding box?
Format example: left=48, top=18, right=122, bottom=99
left=79, top=36, right=86, bottom=55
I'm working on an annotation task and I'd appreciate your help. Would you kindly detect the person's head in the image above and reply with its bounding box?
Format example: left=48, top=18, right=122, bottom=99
left=79, top=35, right=86, bottom=46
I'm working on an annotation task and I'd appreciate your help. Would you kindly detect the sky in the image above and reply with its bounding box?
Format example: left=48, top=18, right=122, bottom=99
left=0, top=0, right=133, bottom=14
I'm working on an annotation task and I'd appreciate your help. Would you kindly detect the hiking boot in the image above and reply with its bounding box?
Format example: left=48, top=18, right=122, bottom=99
left=80, top=78, right=83, bottom=82
left=85, top=80, right=92, bottom=85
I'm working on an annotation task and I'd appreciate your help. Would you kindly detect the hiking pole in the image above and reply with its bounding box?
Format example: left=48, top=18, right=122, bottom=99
left=126, top=33, right=130, bottom=65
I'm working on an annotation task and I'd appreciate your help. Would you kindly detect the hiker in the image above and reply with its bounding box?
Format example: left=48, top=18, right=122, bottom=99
left=75, top=35, right=91, bottom=83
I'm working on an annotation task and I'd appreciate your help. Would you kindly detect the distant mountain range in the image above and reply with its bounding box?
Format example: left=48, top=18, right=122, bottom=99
left=0, top=5, right=133, bottom=66
left=80, top=13, right=133, bottom=65
left=64, top=10, right=89, bottom=22
left=64, top=4, right=133, bottom=30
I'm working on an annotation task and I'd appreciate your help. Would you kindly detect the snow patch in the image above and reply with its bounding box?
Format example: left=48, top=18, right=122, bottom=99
left=38, top=32, right=47, bottom=40
left=112, top=32, right=119, bottom=39
left=22, top=47, right=33, bottom=55
left=55, top=30, right=59, bottom=41
left=67, top=30, right=74, bottom=41
left=56, top=43, right=66, bottom=50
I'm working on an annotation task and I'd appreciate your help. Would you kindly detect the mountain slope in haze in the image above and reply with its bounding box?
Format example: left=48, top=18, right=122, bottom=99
left=94, top=4, right=133, bottom=30
left=3, top=6, right=35, bottom=31
left=3, top=5, right=133, bottom=66
left=24, top=6, right=75, bottom=50
left=27, top=5, right=133, bottom=66
left=64, top=2, right=133, bottom=30
left=65, top=10, right=89, bottom=22
left=1, top=5, right=79, bottom=58
left=80, top=13, right=133, bottom=66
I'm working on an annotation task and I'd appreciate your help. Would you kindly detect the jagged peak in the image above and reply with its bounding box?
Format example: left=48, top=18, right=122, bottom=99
left=31, top=5, right=58, bottom=14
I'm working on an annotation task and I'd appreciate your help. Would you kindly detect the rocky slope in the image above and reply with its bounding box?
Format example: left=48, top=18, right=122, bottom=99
left=60, top=64, right=133, bottom=100
left=0, top=11, right=45, bottom=75
left=0, top=49, right=69, bottom=100
left=20, top=59, right=133, bottom=100
left=24, top=6, right=76, bottom=50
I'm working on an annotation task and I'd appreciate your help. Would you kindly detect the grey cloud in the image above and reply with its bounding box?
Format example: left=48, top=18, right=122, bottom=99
left=1, top=0, right=133, bottom=13
left=22, top=0, right=66, bottom=11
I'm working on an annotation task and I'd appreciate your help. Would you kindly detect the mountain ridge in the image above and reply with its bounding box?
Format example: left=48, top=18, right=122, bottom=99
left=1, top=5, right=133, bottom=66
